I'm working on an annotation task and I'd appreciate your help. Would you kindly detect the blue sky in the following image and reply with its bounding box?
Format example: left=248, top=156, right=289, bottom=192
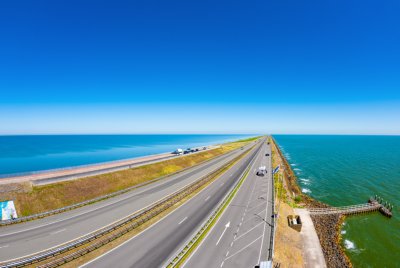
left=1, top=0, right=399, bottom=134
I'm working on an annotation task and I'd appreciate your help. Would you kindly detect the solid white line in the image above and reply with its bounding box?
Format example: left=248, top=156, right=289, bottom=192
left=225, top=235, right=262, bottom=261
left=0, top=245, right=9, bottom=249
left=247, top=201, right=268, bottom=213
left=50, top=228, right=66, bottom=235
left=234, top=222, right=263, bottom=241
left=216, top=224, right=229, bottom=246
left=178, top=217, right=188, bottom=225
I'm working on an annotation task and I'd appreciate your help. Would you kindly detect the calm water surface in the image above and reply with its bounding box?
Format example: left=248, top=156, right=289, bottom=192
left=0, top=134, right=253, bottom=177
left=274, top=135, right=400, bottom=267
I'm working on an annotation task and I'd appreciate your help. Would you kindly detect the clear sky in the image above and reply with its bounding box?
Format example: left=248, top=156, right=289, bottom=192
left=1, top=0, right=399, bottom=135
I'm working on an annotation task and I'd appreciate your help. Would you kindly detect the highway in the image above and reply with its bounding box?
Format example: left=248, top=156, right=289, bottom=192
left=183, top=140, right=273, bottom=268
left=81, top=139, right=267, bottom=268
left=0, top=141, right=255, bottom=263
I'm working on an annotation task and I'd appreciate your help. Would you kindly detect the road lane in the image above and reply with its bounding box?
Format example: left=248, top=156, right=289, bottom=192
left=183, top=141, right=273, bottom=268
left=0, top=141, right=256, bottom=262
left=81, top=139, right=266, bottom=268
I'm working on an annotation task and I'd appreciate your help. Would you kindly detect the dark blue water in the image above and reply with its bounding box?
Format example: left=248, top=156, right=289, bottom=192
left=0, top=134, right=253, bottom=177
left=274, top=135, right=400, bottom=267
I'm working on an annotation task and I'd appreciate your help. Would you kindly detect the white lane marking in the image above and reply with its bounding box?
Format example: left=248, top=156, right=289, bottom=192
left=205, top=196, right=211, bottom=201
left=50, top=228, right=66, bottom=235
left=216, top=222, right=230, bottom=245
left=220, top=183, right=224, bottom=186
left=0, top=245, right=9, bottom=249
left=178, top=217, right=188, bottom=225
left=234, top=222, right=263, bottom=241
left=226, top=251, right=229, bottom=257
left=220, top=261, right=224, bottom=267
left=225, top=235, right=262, bottom=261
left=247, top=201, right=268, bottom=213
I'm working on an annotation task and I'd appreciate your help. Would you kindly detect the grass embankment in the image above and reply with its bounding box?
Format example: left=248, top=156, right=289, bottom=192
left=271, top=137, right=304, bottom=267
left=0, top=139, right=255, bottom=217
left=271, top=137, right=351, bottom=268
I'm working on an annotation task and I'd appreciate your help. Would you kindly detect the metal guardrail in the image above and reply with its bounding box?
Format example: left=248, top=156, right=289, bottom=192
left=166, top=145, right=261, bottom=268
left=0, top=148, right=253, bottom=268
left=0, top=148, right=240, bottom=227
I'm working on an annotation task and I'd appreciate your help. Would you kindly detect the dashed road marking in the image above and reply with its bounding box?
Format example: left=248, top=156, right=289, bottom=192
left=178, top=217, right=188, bottom=225
left=50, top=229, right=66, bottom=235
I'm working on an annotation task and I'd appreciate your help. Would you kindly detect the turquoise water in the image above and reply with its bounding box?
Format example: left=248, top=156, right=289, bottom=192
left=0, top=134, right=253, bottom=177
left=274, top=135, right=400, bottom=268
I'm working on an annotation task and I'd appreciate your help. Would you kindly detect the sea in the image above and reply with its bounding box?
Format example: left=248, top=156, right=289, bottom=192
left=274, top=135, right=400, bottom=268
left=0, top=134, right=254, bottom=178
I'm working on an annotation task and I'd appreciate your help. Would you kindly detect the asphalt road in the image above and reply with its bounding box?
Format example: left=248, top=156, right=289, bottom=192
left=81, top=139, right=266, bottom=268
left=183, top=141, right=273, bottom=268
left=0, top=141, right=255, bottom=263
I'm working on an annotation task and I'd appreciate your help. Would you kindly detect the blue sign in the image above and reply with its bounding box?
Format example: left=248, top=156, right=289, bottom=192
left=273, top=165, right=280, bottom=174
left=0, top=200, right=18, bottom=220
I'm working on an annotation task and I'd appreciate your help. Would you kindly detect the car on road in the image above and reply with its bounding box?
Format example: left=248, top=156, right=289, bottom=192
left=265, top=153, right=270, bottom=156
left=173, top=148, right=183, bottom=155
left=256, top=166, right=267, bottom=176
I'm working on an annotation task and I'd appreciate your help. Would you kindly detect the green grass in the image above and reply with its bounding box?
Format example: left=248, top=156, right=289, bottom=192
left=236, top=136, right=263, bottom=143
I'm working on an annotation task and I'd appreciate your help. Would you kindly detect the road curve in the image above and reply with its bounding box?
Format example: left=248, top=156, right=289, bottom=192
left=81, top=139, right=266, bottom=268
left=0, top=142, right=255, bottom=263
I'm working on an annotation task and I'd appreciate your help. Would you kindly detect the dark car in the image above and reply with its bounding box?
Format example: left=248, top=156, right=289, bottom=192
left=265, top=153, right=270, bottom=156
left=256, top=170, right=265, bottom=176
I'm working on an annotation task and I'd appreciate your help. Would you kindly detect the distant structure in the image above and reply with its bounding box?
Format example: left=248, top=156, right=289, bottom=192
left=309, top=195, right=393, bottom=218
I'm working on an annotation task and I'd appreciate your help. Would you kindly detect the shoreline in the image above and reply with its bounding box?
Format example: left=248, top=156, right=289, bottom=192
left=271, top=137, right=352, bottom=268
